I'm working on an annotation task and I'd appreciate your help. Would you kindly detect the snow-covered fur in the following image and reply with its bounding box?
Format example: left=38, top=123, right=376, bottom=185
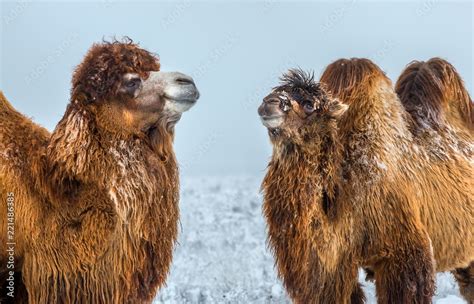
left=261, top=59, right=473, bottom=304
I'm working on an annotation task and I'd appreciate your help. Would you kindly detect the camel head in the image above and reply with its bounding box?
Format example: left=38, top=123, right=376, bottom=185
left=70, top=38, right=199, bottom=136
left=258, top=69, right=347, bottom=145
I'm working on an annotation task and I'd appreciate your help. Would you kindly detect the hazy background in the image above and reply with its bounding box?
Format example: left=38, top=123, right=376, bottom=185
left=1, top=0, right=472, bottom=177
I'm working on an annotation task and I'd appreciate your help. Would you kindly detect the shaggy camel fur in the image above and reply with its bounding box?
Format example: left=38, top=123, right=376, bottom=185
left=0, top=39, right=199, bottom=303
left=259, top=60, right=473, bottom=304
left=395, top=57, right=474, bottom=303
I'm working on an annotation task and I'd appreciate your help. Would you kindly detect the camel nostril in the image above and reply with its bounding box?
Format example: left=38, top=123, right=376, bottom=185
left=267, top=98, right=280, bottom=104
left=175, top=77, right=195, bottom=86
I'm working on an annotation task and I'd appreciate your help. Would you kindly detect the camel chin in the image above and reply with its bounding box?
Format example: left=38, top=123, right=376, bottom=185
left=161, top=99, right=197, bottom=126
left=164, top=98, right=197, bottom=114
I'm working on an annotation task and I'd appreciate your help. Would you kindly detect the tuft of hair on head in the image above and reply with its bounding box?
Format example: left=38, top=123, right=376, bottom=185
left=277, top=68, right=331, bottom=100
left=279, top=68, right=317, bottom=91
left=71, top=37, right=160, bottom=104
left=320, top=58, right=390, bottom=104
left=395, top=57, right=473, bottom=129
left=102, top=35, right=134, bottom=45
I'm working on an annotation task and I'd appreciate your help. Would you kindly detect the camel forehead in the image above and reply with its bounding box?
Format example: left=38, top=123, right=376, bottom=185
left=272, top=88, right=310, bottom=105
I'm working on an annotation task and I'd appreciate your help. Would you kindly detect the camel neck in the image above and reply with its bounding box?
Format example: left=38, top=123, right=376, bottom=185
left=267, top=127, right=343, bottom=218
left=43, top=103, right=176, bottom=202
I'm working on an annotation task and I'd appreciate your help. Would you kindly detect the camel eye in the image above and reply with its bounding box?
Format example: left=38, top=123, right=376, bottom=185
left=303, top=102, right=314, bottom=113
left=125, top=78, right=141, bottom=89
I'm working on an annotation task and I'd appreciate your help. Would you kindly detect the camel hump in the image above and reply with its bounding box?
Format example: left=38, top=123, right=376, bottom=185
left=395, top=58, right=474, bottom=130
left=0, top=91, right=29, bottom=125
left=0, top=91, right=17, bottom=115
left=0, top=91, right=25, bottom=140
left=320, top=57, right=391, bottom=105
left=0, top=91, right=50, bottom=162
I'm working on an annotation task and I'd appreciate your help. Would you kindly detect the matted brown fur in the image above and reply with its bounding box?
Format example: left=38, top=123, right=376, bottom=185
left=395, top=57, right=473, bottom=132
left=262, top=58, right=473, bottom=303
left=395, top=57, right=474, bottom=303
left=0, top=39, right=180, bottom=303
left=72, top=38, right=160, bottom=104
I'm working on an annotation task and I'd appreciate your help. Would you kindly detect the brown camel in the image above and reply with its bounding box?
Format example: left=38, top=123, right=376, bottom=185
left=0, top=39, right=199, bottom=303
left=259, top=59, right=473, bottom=303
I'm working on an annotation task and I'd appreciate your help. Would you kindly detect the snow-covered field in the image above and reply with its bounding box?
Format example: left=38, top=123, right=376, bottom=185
left=155, top=176, right=465, bottom=304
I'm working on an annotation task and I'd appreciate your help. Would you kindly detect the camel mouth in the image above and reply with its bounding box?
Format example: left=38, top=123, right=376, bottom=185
left=164, top=84, right=200, bottom=105
left=260, top=115, right=285, bottom=129
left=258, top=101, right=286, bottom=129
left=164, top=96, right=198, bottom=114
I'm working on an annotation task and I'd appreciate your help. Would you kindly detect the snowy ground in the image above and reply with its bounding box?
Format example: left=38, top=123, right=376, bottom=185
left=155, top=176, right=466, bottom=304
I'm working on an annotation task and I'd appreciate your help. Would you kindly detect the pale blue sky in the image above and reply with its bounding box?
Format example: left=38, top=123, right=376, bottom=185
left=1, top=1, right=472, bottom=176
